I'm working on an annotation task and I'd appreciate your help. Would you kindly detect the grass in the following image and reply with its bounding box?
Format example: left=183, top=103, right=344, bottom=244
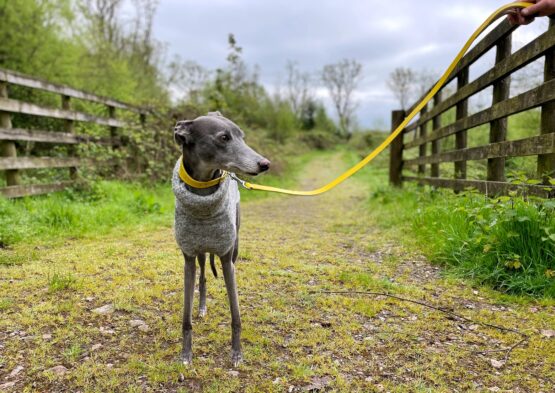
left=1, top=151, right=553, bottom=392
left=0, top=148, right=324, bottom=249
left=342, top=144, right=555, bottom=298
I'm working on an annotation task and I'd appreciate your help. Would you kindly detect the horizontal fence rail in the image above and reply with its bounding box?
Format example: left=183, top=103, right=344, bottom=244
left=0, top=67, right=150, bottom=198
left=389, top=18, right=555, bottom=198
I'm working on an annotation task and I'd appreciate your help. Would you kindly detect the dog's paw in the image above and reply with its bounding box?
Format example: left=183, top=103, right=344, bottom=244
left=198, top=307, right=207, bottom=319
left=231, top=351, right=243, bottom=367
left=181, top=352, right=193, bottom=366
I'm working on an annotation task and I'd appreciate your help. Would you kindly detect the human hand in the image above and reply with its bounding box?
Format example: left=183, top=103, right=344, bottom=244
left=507, top=0, right=555, bottom=25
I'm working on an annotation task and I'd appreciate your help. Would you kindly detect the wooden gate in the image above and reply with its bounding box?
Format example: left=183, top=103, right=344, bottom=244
left=0, top=68, right=149, bottom=198
left=389, top=18, right=555, bottom=197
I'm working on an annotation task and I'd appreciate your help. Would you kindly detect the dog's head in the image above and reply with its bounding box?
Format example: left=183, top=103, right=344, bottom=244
left=174, top=111, right=270, bottom=176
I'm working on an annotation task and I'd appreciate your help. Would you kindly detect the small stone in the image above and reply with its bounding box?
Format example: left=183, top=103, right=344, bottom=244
left=288, top=386, right=294, bottom=393
left=490, top=359, right=505, bottom=369
left=365, top=376, right=373, bottom=382
left=273, top=377, right=281, bottom=384
left=8, top=365, right=23, bottom=378
left=228, top=370, right=239, bottom=377
left=137, top=324, right=150, bottom=332
left=99, top=326, right=115, bottom=335
left=92, top=304, right=114, bottom=315
left=46, top=365, right=68, bottom=376
left=540, top=329, right=555, bottom=338
left=129, top=319, right=146, bottom=328
left=42, top=334, right=52, bottom=340
left=468, top=324, right=479, bottom=331
left=85, top=297, right=94, bottom=302
left=178, top=373, right=185, bottom=382
left=488, top=387, right=501, bottom=392
left=91, top=343, right=102, bottom=351
left=106, top=363, right=114, bottom=368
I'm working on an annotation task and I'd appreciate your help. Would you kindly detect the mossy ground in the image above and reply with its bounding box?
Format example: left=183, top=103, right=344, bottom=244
left=1, top=152, right=554, bottom=392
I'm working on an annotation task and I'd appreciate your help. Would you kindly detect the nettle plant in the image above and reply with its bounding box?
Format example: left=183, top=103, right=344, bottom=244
left=414, top=173, right=555, bottom=296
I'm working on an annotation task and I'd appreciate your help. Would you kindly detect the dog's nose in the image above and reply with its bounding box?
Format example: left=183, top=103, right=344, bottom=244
left=258, top=159, right=270, bottom=172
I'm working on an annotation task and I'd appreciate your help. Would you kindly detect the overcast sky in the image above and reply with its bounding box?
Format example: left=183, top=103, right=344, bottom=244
left=151, top=0, right=545, bottom=129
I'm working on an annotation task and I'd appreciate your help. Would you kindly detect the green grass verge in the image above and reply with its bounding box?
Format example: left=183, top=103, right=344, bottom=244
left=0, top=149, right=326, bottom=249
left=344, top=148, right=555, bottom=298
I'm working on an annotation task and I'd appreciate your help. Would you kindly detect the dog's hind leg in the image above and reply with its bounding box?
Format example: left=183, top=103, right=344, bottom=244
left=197, top=254, right=207, bottom=318
left=221, top=251, right=242, bottom=367
left=182, top=254, right=196, bottom=365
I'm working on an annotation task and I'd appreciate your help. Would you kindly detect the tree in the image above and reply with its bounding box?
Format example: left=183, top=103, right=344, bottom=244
left=168, top=58, right=210, bottom=102
left=284, top=61, right=313, bottom=120
left=321, top=59, right=362, bottom=138
left=387, top=67, right=415, bottom=110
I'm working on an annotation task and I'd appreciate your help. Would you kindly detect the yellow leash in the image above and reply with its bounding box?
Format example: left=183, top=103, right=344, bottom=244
left=182, top=2, right=533, bottom=196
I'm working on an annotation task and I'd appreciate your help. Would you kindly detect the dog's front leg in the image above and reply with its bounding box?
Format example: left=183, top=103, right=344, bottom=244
left=182, top=254, right=196, bottom=365
left=197, top=254, right=207, bottom=318
left=220, top=251, right=243, bottom=367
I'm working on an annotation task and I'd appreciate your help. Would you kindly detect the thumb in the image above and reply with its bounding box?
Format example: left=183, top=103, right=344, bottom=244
left=521, top=3, right=541, bottom=17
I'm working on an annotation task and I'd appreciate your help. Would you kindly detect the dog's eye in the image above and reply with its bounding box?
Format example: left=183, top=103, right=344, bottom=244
left=220, top=134, right=230, bottom=142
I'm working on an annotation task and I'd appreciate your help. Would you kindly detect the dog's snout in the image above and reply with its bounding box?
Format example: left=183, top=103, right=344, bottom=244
left=258, top=159, right=270, bottom=172
left=174, top=121, right=185, bottom=131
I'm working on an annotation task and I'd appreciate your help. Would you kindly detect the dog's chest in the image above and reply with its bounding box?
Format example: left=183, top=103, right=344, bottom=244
left=173, top=173, right=240, bottom=257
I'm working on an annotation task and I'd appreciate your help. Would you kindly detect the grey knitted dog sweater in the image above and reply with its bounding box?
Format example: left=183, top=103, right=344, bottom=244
left=172, top=160, right=240, bottom=258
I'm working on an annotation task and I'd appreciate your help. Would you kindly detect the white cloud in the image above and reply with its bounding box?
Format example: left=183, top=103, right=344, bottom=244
left=153, top=0, right=536, bottom=128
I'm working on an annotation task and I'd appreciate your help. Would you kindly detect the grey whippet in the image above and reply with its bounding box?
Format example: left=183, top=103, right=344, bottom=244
left=172, top=111, right=270, bottom=367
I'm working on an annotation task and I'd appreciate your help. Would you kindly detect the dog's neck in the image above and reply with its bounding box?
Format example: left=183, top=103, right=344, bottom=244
left=181, top=147, right=222, bottom=196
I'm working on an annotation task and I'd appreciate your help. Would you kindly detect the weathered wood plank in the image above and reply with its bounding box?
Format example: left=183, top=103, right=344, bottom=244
left=0, top=181, right=74, bottom=198
left=418, top=105, right=428, bottom=175
left=0, top=98, right=126, bottom=127
left=431, top=92, right=442, bottom=177
left=538, top=18, right=555, bottom=181
left=455, top=67, right=469, bottom=183
left=405, top=78, right=555, bottom=149
left=390, top=110, right=406, bottom=187
left=402, top=176, right=555, bottom=197
left=0, top=127, right=120, bottom=145
left=0, top=81, right=20, bottom=186
left=410, top=26, right=555, bottom=128
left=488, top=33, right=512, bottom=181
left=0, top=67, right=145, bottom=114
left=0, top=157, right=83, bottom=170
left=404, top=132, right=555, bottom=166
left=406, top=20, right=515, bottom=115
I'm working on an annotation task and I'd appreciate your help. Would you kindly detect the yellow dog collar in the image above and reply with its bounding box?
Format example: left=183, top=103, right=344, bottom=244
left=178, top=156, right=228, bottom=189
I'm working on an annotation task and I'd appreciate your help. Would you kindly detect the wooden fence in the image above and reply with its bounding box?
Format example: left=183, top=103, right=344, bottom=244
left=0, top=67, right=150, bottom=198
left=389, top=18, right=555, bottom=197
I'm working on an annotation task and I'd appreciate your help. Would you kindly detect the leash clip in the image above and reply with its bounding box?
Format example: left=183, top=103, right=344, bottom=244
left=229, top=173, right=249, bottom=190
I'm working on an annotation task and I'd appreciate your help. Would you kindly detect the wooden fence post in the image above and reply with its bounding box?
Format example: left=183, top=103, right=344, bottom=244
left=0, top=81, right=20, bottom=186
left=454, top=68, right=469, bottom=192
left=488, top=32, right=512, bottom=183
left=418, top=104, right=428, bottom=176
left=431, top=92, right=442, bottom=178
left=538, top=18, right=555, bottom=182
left=108, top=105, right=121, bottom=174
left=61, top=95, right=77, bottom=180
left=389, top=109, right=406, bottom=187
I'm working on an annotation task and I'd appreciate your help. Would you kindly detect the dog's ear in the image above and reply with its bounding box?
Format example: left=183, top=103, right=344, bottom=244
left=174, top=120, right=194, bottom=146
left=207, top=111, right=222, bottom=117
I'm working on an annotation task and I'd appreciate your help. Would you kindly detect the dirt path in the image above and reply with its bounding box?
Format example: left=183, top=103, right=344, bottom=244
left=1, top=153, right=554, bottom=392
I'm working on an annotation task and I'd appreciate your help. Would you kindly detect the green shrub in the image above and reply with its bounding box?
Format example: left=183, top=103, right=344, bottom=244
left=299, top=130, right=341, bottom=150
left=413, top=189, right=555, bottom=297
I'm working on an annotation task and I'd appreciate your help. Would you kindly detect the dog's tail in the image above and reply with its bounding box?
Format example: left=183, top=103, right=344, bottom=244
left=209, top=254, right=218, bottom=278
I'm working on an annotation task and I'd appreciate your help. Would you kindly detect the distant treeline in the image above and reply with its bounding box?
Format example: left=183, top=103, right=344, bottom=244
left=0, top=0, right=367, bottom=144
